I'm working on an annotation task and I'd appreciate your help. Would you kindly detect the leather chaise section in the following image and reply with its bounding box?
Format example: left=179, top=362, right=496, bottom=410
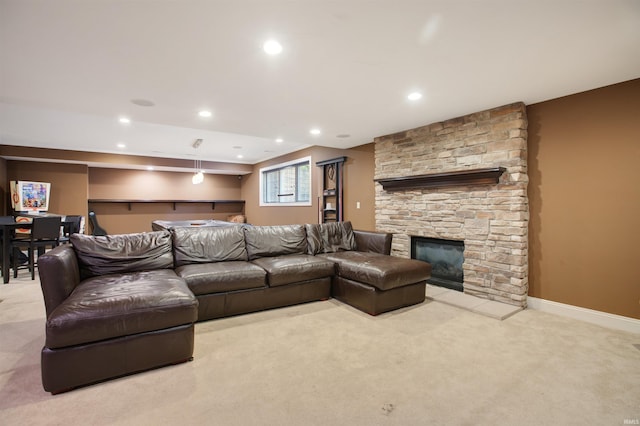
left=41, top=324, right=195, bottom=393
left=332, top=276, right=427, bottom=316
left=320, top=251, right=431, bottom=291
left=45, top=269, right=198, bottom=349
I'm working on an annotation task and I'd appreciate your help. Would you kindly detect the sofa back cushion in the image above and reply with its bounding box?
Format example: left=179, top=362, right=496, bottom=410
left=305, top=224, right=323, bottom=255
left=244, top=224, right=307, bottom=260
left=319, top=221, right=357, bottom=253
left=305, top=221, right=357, bottom=254
left=71, top=231, right=174, bottom=280
left=172, top=225, right=248, bottom=267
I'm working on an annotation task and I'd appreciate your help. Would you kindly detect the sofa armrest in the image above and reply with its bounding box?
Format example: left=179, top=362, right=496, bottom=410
left=353, top=230, right=392, bottom=255
left=38, top=245, right=81, bottom=317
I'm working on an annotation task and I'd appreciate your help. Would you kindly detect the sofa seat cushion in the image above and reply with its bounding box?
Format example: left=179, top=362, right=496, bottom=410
left=251, top=255, right=336, bottom=287
left=45, top=270, right=198, bottom=349
left=318, top=251, right=431, bottom=291
left=175, top=261, right=266, bottom=295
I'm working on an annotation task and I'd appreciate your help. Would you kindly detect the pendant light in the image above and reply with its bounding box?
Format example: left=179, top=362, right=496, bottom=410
left=192, top=139, right=204, bottom=184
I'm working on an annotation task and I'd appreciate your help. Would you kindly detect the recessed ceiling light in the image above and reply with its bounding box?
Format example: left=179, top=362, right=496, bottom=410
left=275, top=138, right=283, bottom=143
left=146, top=166, right=154, bottom=171
left=310, top=128, right=321, bottom=135
left=198, top=110, right=212, bottom=118
left=131, top=99, right=155, bottom=107
left=237, top=154, right=244, bottom=159
left=117, top=143, right=126, bottom=148
left=119, top=117, right=131, bottom=124
left=263, top=39, right=283, bottom=55
left=407, top=92, right=423, bottom=101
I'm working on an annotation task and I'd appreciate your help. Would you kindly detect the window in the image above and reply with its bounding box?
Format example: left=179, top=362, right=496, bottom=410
left=260, top=157, right=311, bottom=206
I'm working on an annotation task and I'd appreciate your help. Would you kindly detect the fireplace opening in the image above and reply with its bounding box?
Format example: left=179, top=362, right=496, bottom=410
left=411, top=236, right=464, bottom=292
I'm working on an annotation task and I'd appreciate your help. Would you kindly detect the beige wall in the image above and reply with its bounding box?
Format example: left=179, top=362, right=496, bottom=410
left=241, top=144, right=375, bottom=230
left=528, top=78, right=640, bottom=319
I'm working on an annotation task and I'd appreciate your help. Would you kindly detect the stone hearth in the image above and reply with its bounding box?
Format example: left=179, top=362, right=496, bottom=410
left=374, top=102, right=529, bottom=307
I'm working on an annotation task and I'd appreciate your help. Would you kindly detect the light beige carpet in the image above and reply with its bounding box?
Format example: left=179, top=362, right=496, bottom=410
left=1, top=273, right=639, bottom=425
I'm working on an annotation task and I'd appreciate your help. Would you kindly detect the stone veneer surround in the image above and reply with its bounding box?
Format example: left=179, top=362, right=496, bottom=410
left=375, top=102, right=529, bottom=306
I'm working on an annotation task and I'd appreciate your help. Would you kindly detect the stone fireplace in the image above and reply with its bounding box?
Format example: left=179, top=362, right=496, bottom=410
left=374, top=102, right=529, bottom=307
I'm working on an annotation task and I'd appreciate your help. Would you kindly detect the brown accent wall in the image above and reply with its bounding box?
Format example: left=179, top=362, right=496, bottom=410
left=6, top=161, right=88, bottom=218
left=343, top=144, right=376, bottom=231
left=528, top=79, right=640, bottom=319
left=241, top=144, right=375, bottom=230
left=88, top=168, right=243, bottom=234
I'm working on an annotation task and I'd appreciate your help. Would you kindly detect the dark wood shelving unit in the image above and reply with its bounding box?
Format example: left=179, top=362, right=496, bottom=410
left=374, top=167, right=506, bottom=191
left=316, top=157, right=346, bottom=223
left=88, top=199, right=245, bottom=211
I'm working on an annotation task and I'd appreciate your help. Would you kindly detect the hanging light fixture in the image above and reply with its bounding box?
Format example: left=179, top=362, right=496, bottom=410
left=192, top=139, right=204, bottom=184
left=192, top=159, right=204, bottom=184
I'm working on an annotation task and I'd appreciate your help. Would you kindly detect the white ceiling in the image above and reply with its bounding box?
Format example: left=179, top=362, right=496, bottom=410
left=1, top=0, right=639, bottom=170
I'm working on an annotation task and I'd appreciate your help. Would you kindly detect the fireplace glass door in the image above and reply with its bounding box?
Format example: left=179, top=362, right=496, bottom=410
left=411, top=236, right=464, bottom=292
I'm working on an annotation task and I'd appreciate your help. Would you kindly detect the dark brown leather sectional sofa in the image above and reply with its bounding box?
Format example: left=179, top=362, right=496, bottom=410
left=37, top=221, right=431, bottom=394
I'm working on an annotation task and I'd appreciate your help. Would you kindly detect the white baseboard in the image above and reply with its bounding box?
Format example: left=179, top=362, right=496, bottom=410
left=527, top=297, right=640, bottom=334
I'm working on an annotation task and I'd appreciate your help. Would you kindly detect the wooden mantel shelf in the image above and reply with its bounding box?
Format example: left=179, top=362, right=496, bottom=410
left=88, top=199, right=245, bottom=211
left=374, top=167, right=506, bottom=191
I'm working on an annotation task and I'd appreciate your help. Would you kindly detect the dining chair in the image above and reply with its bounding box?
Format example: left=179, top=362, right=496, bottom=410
left=14, top=216, right=33, bottom=235
left=59, top=215, right=83, bottom=244
left=11, top=216, right=62, bottom=280
left=0, top=216, right=16, bottom=277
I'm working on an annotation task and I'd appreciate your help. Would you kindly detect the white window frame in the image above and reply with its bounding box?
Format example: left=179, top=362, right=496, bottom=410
left=259, top=156, right=312, bottom=206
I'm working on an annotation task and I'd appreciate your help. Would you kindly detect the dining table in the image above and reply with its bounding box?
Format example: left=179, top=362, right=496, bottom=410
left=0, top=215, right=72, bottom=284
